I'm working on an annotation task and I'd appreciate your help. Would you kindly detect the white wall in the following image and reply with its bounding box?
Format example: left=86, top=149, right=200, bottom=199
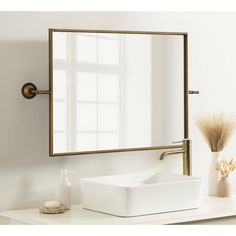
left=1, top=12, right=236, bottom=211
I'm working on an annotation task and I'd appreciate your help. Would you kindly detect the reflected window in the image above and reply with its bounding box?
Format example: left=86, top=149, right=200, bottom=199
left=76, top=72, right=97, bottom=101
left=53, top=132, right=66, bottom=153
left=76, top=34, right=97, bottom=63
left=76, top=103, right=97, bottom=131
left=98, top=37, right=119, bottom=65
left=53, top=32, right=122, bottom=152
left=53, top=70, right=67, bottom=100
left=53, top=32, right=67, bottom=60
left=98, top=74, right=119, bottom=102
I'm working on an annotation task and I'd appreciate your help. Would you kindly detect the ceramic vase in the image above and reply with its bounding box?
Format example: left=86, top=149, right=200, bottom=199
left=208, top=151, right=221, bottom=196
left=217, top=177, right=231, bottom=197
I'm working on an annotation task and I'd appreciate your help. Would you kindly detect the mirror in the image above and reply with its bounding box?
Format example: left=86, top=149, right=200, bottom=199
left=49, top=29, right=188, bottom=156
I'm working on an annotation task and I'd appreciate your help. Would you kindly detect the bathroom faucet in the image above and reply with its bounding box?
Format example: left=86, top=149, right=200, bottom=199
left=159, top=139, right=191, bottom=176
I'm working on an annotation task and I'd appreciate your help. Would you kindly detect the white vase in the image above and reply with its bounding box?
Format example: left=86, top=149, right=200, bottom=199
left=208, top=151, right=221, bottom=196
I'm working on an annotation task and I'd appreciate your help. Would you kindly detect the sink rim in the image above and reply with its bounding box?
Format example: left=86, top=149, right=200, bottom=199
left=81, top=172, right=202, bottom=188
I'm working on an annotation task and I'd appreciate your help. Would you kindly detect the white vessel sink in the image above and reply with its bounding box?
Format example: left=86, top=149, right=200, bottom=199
left=81, top=172, right=202, bottom=217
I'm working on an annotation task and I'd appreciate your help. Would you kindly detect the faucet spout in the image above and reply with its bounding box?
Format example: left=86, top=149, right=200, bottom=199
left=159, top=149, right=185, bottom=160
left=159, top=139, right=191, bottom=176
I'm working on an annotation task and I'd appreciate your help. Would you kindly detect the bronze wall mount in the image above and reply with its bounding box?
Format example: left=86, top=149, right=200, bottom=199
left=21, top=82, right=51, bottom=99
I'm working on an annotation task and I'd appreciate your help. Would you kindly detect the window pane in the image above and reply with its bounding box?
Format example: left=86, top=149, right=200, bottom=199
left=76, top=72, right=97, bottom=101
left=53, top=132, right=66, bottom=153
left=98, top=37, right=119, bottom=65
left=53, top=32, right=67, bottom=60
left=77, top=103, right=97, bottom=131
left=76, top=34, right=97, bottom=63
left=98, top=133, right=119, bottom=150
left=98, top=74, right=119, bottom=102
left=98, top=104, right=119, bottom=131
left=76, top=133, right=97, bottom=151
left=53, top=70, right=67, bottom=100
left=53, top=101, right=67, bottom=131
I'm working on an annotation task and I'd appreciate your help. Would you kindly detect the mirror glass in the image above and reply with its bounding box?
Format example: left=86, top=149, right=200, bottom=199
left=51, top=31, right=184, bottom=155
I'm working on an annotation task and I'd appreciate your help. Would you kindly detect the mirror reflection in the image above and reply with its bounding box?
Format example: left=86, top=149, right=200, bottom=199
left=52, top=31, right=184, bottom=154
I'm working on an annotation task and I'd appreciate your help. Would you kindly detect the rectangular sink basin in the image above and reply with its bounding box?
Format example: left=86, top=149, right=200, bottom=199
left=81, top=172, right=202, bottom=217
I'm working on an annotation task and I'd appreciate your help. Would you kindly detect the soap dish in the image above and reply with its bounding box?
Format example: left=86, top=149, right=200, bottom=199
left=39, top=205, right=65, bottom=214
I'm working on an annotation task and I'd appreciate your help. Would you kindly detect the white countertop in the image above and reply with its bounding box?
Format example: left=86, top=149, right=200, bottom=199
left=1, top=196, right=236, bottom=225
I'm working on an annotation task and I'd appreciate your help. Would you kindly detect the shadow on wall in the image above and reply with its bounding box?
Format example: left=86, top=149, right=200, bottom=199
left=0, top=41, right=64, bottom=210
left=9, top=174, right=39, bottom=210
left=0, top=41, right=52, bottom=166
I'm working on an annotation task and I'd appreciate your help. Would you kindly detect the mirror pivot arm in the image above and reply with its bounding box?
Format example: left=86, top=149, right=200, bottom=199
left=188, top=90, right=199, bottom=94
left=21, top=82, right=51, bottom=99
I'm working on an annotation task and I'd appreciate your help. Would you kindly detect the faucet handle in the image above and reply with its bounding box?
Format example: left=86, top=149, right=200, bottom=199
left=172, top=140, right=184, bottom=144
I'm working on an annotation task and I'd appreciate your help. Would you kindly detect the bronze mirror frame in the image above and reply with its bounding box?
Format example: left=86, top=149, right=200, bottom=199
left=48, top=28, right=189, bottom=157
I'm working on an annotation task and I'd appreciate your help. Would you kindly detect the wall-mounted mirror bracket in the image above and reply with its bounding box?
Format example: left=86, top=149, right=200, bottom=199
left=21, top=82, right=51, bottom=99
left=188, top=90, right=199, bottom=94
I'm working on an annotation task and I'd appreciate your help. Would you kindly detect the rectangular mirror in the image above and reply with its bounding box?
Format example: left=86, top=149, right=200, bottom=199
left=49, top=29, right=188, bottom=156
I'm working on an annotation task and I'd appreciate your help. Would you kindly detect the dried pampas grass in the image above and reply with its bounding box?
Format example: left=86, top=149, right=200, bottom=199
left=196, top=114, right=236, bottom=152
left=215, top=158, right=236, bottom=178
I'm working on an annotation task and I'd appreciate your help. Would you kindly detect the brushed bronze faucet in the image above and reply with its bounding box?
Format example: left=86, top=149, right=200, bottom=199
left=159, top=139, right=191, bottom=176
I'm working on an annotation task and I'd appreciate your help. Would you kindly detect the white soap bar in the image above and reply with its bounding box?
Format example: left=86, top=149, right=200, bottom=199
left=44, top=201, right=61, bottom=209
